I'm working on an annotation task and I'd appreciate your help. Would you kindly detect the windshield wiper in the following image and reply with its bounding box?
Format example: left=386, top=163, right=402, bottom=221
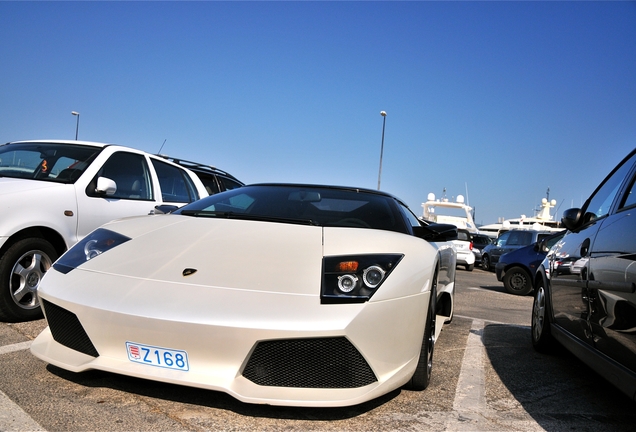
left=179, top=210, right=319, bottom=226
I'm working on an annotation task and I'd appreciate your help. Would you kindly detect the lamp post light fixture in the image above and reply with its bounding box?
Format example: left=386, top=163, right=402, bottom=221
left=71, top=111, right=80, bottom=140
left=377, top=111, right=387, bottom=190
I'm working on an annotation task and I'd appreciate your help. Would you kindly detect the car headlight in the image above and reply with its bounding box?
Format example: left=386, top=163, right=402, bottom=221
left=53, top=228, right=131, bottom=274
left=321, top=254, right=403, bottom=304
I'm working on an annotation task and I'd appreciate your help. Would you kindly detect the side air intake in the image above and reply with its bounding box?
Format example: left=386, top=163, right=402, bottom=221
left=42, top=299, right=99, bottom=358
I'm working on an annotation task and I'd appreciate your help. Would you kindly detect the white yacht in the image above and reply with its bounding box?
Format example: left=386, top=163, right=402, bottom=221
left=478, top=197, right=562, bottom=239
left=421, top=192, right=478, bottom=233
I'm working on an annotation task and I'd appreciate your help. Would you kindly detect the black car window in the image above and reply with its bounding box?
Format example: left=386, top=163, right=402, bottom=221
left=473, top=235, right=490, bottom=247
left=619, top=171, right=636, bottom=210
left=151, top=159, right=200, bottom=203
left=537, top=233, right=552, bottom=242
left=88, top=152, right=153, bottom=200
left=584, top=151, right=636, bottom=219
left=179, top=185, right=408, bottom=233
left=194, top=172, right=221, bottom=195
left=218, top=176, right=243, bottom=191
left=507, top=231, right=533, bottom=246
left=496, top=231, right=511, bottom=247
left=545, top=232, right=565, bottom=248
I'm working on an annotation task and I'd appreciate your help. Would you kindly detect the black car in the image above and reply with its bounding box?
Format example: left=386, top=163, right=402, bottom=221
left=495, top=230, right=565, bottom=295
left=532, top=147, right=636, bottom=401
left=471, top=233, right=492, bottom=265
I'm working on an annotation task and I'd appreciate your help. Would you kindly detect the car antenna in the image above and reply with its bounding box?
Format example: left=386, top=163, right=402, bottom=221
left=158, top=139, right=167, bottom=155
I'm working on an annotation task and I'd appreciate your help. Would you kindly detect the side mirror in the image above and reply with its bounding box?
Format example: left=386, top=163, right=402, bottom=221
left=413, top=223, right=458, bottom=242
left=561, top=208, right=582, bottom=231
left=561, top=208, right=596, bottom=231
left=95, top=176, right=117, bottom=196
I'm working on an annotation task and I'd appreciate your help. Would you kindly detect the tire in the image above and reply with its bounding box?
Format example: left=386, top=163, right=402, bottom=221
left=405, top=279, right=437, bottom=390
left=0, top=238, right=58, bottom=322
left=531, top=280, right=555, bottom=353
left=481, top=255, right=491, bottom=271
left=465, top=264, right=474, bottom=272
left=503, top=266, right=533, bottom=295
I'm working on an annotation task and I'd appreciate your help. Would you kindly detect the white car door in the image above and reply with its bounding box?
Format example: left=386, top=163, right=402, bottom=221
left=75, top=150, right=160, bottom=242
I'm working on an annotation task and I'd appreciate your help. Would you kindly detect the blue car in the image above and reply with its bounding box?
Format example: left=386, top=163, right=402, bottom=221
left=495, top=231, right=565, bottom=295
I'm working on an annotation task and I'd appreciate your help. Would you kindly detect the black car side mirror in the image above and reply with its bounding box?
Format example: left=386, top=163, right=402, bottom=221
left=561, top=208, right=582, bottom=231
left=413, top=224, right=458, bottom=242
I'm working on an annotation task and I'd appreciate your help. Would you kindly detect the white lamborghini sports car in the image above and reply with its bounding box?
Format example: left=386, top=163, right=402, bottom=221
left=31, top=184, right=457, bottom=407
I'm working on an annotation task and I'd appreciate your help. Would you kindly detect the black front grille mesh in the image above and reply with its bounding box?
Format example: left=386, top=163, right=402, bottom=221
left=242, top=337, right=377, bottom=388
left=42, top=299, right=99, bottom=358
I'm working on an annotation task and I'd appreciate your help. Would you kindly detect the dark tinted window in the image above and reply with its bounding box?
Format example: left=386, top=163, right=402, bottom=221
left=619, top=170, right=636, bottom=210
left=496, top=232, right=511, bottom=247
left=194, top=172, right=221, bottom=195
left=545, top=232, right=566, bottom=248
left=179, top=185, right=408, bottom=233
left=585, top=151, right=636, bottom=219
left=507, top=231, right=533, bottom=246
left=472, top=235, right=491, bottom=247
left=91, top=152, right=152, bottom=200
left=537, top=233, right=554, bottom=243
left=151, top=159, right=199, bottom=203
left=398, top=201, right=422, bottom=229
left=219, top=176, right=243, bottom=191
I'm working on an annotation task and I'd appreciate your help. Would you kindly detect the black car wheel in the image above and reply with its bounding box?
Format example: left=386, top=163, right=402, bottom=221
left=405, top=274, right=437, bottom=390
left=503, top=266, right=533, bottom=295
left=531, top=281, right=555, bottom=353
left=0, top=238, right=58, bottom=322
left=481, top=255, right=491, bottom=271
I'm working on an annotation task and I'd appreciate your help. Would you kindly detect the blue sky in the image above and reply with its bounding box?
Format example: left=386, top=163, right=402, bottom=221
left=1, top=1, right=635, bottom=225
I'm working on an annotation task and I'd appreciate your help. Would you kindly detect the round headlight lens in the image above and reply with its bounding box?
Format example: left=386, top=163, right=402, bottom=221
left=363, top=266, right=385, bottom=288
left=84, top=239, right=103, bottom=260
left=337, top=274, right=358, bottom=293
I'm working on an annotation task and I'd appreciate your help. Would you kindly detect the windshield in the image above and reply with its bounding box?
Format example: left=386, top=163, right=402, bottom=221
left=177, top=184, right=409, bottom=233
left=0, top=142, right=102, bottom=184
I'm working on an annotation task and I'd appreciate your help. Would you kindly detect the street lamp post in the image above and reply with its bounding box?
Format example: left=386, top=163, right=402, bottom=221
left=71, top=111, right=80, bottom=140
left=377, top=111, right=387, bottom=190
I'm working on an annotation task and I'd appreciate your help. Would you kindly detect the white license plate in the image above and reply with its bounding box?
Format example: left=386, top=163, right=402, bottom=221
left=126, top=342, right=189, bottom=371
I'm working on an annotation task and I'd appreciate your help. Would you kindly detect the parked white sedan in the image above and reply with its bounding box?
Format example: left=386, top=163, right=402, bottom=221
left=0, top=140, right=212, bottom=322
left=31, top=184, right=457, bottom=407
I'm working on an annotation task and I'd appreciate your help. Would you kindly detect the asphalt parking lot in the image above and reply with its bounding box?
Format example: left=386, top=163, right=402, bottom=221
left=1, top=269, right=635, bottom=432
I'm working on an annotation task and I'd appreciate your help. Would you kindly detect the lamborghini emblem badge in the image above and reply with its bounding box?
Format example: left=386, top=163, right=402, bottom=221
left=182, top=268, right=198, bottom=277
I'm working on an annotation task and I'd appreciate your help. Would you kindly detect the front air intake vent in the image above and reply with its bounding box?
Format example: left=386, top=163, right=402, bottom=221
left=242, top=337, right=377, bottom=388
left=42, top=299, right=99, bottom=358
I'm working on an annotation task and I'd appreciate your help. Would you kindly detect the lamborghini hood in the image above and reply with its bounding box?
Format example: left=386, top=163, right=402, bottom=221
left=69, top=215, right=325, bottom=296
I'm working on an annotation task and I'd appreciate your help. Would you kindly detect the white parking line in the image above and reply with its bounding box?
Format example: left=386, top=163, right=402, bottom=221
left=444, top=318, right=545, bottom=432
left=0, top=341, right=32, bottom=355
left=0, top=341, right=46, bottom=431
left=446, top=318, right=487, bottom=430
left=0, top=388, right=46, bottom=432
